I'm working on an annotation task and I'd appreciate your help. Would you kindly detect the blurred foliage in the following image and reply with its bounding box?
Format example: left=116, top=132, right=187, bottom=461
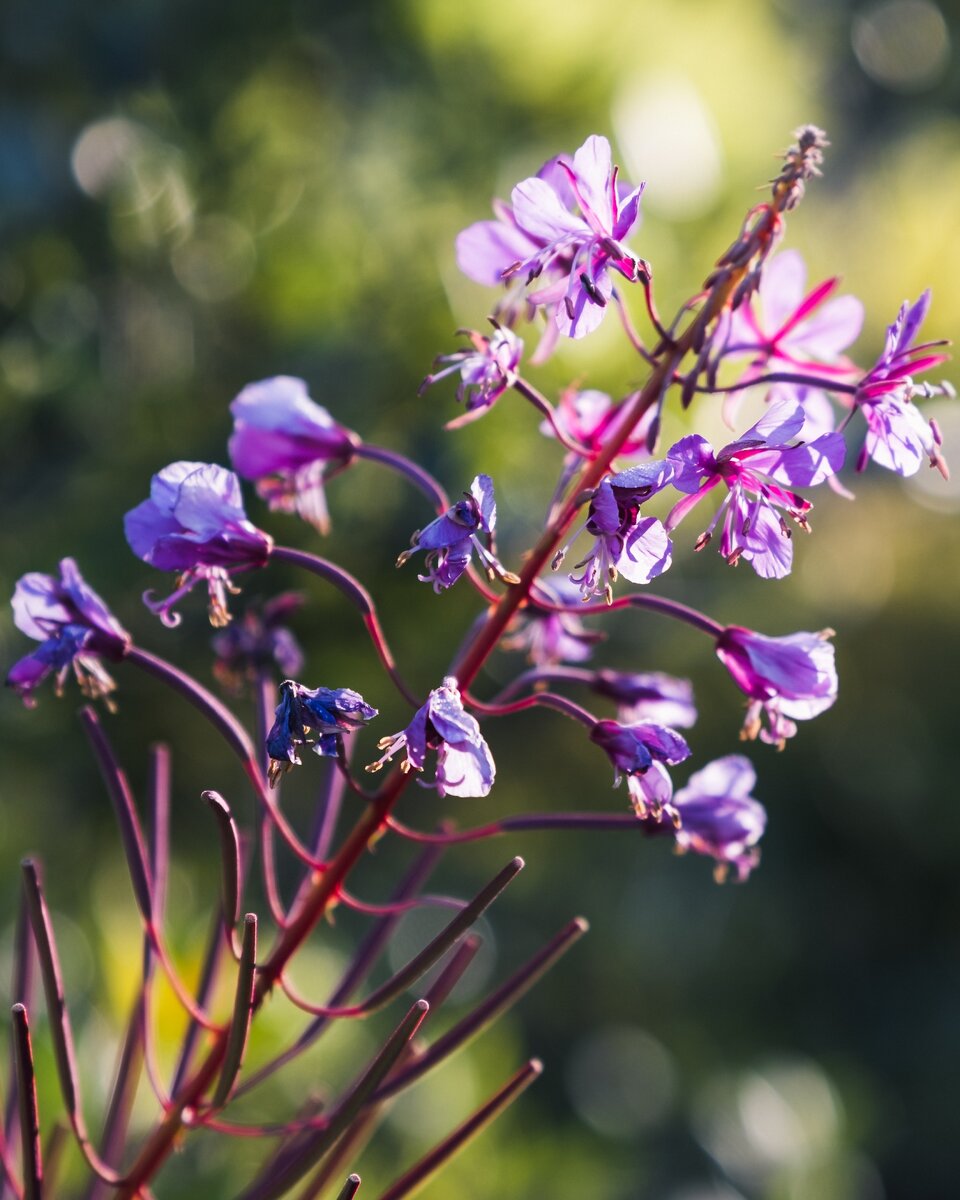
left=1, top=0, right=959, bottom=1197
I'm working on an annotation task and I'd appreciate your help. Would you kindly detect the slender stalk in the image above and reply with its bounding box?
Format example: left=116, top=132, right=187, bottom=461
left=11, top=1006, right=40, bottom=1200
left=125, top=646, right=323, bottom=869
left=271, top=547, right=418, bottom=706
left=211, top=915, right=258, bottom=1108
left=354, top=444, right=449, bottom=512
left=375, top=1060, right=542, bottom=1200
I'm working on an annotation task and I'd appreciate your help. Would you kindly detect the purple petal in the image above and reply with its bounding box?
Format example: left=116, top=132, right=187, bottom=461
left=570, top=135, right=613, bottom=227
left=736, top=398, right=805, bottom=447
left=676, top=755, right=756, bottom=803
left=766, top=432, right=846, bottom=487
left=617, top=517, right=673, bottom=585
left=455, top=217, right=542, bottom=286
left=511, top=176, right=586, bottom=243
left=437, top=739, right=496, bottom=798
left=11, top=573, right=73, bottom=640
left=737, top=506, right=793, bottom=580
left=759, top=250, right=806, bottom=331
left=791, top=294, right=864, bottom=359
left=666, top=434, right=715, bottom=493
left=470, top=474, right=497, bottom=533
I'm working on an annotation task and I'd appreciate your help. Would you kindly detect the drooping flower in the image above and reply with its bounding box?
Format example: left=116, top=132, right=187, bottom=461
left=716, top=625, right=837, bottom=746
left=458, top=135, right=645, bottom=342
left=593, top=669, right=697, bottom=729
left=665, top=399, right=845, bottom=579
left=854, top=293, right=950, bottom=478
left=501, top=578, right=602, bottom=666
left=366, top=677, right=495, bottom=798
left=590, top=718, right=691, bottom=777
left=211, top=593, right=305, bottom=695
left=671, top=756, right=767, bottom=882
left=228, top=376, right=359, bottom=534
left=397, top=474, right=517, bottom=593
left=589, top=718, right=690, bottom=821
left=420, top=324, right=523, bottom=428
left=561, top=461, right=674, bottom=602
left=266, top=679, right=378, bottom=786
left=125, top=462, right=273, bottom=628
left=6, top=558, right=130, bottom=708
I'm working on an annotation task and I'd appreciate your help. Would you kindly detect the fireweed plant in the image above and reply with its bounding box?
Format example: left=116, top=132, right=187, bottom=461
left=3, top=127, right=952, bottom=1197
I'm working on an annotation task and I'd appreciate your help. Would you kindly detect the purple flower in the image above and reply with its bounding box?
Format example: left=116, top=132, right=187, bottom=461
left=397, top=474, right=517, bottom=593
left=211, top=593, right=305, bottom=695
left=228, top=376, right=359, bottom=534
left=458, top=135, right=645, bottom=342
left=669, top=756, right=766, bottom=882
left=665, top=399, right=845, bottom=579
left=561, top=462, right=674, bottom=602
left=716, top=625, right=837, bottom=746
left=855, top=293, right=950, bottom=478
left=540, top=388, right=653, bottom=459
left=501, top=578, right=602, bottom=666
left=7, top=558, right=130, bottom=708
left=590, top=718, right=691, bottom=785
left=125, top=461, right=274, bottom=628
left=366, top=677, right=495, bottom=798
left=420, top=324, right=523, bottom=428
left=266, top=679, right=378, bottom=786
left=723, top=250, right=862, bottom=425
left=593, top=670, right=697, bottom=729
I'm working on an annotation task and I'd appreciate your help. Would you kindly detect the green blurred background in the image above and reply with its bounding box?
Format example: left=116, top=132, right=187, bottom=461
left=2, top=1, right=959, bottom=1197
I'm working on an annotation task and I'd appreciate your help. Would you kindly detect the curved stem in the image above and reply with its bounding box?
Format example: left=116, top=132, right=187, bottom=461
left=271, top=546, right=418, bottom=707
left=464, top=689, right=597, bottom=726
left=529, top=583, right=724, bottom=638
left=701, top=370, right=858, bottom=395
left=385, top=811, right=641, bottom=846
left=124, top=646, right=325, bottom=870
left=611, top=289, right=656, bottom=364
left=354, top=443, right=449, bottom=511
left=510, top=377, right=593, bottom=458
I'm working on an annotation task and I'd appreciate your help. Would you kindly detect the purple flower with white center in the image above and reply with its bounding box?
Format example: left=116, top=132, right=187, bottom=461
left=723, top=250, right=863, bottom=425
left=211, top=593, right=305, bottom=695
left=593, top=670, right=697, bottom=729
left=855, top=293, right=950, bottom=478
left=665, top=399, right=845, bottom=579
left=7, top=558, right=130, bottom=708
left=124, top=462, right=274, bottom=629
left=561, top=461, right=674, bottom=602
left=266, top=679, right=378, bottom=786
left=501, top=578, right=602, bottom=666
left=397, top=474, right=517, bottom=593
left=458, top=136, right=645, bottom=342
left=650, top=756, right=766, bottom=883
left=228, top=376, right=359, bottom=535
left=716, top=625, right=837, bottom=746
left=420, top=324, right=523, bottom=428
left=366, top=677, right=495, bottom=799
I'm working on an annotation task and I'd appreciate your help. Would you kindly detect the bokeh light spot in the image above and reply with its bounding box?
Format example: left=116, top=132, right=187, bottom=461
left=852, top=1, right=950, bottom=92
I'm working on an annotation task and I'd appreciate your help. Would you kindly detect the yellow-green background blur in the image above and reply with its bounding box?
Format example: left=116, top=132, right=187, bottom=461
left=1, top=1, right=959, bottom=1197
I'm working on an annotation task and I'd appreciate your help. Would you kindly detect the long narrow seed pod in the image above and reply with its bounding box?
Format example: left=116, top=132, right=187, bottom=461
left=297, top=936, right=483, bottom=1198
left=11, top=1004, right=42, bottom=1200
left=169, top=912, right=227, bottom=1098
left=279, top=858, right=523, bottom=1020
left=148, top=744, right=171, bottom=922
left=3, top=889, right=35, bottom=1189
left=201, top=791, right=242, bottom=953
left=374, top=1060, right=543, bottom=1200
left=81, top=710, right=219, bottom=1030
left=20, top=862, right=123, bottom=1187
left=81, top=995, right=145, bottom=1200
left=233, top=842, right=446, bottom=1101
left=80, top=708, right=154, bottom=924
left=335, top=1176, right=361, bottom=1200
left=211, top=915, right=258, bottom=1108
left=374, top=917, right=587, bottom=1103
left=238, top=1002, right=430, bottom=1200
